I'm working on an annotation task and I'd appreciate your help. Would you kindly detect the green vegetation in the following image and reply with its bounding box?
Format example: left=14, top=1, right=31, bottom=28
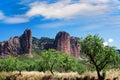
left=32, top=37, right=54, bottom=50
left=40, top=49, right=85, bottom=74
left=0, top=49, right=85, bottom=74
left=79, top=34, right=119, bottom=80
left=32, top=37, right=54, bottom=55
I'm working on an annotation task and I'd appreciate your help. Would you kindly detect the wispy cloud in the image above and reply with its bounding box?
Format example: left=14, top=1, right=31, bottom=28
left=0, top=11, right=5, bottom=20
left=24, top=0, right=120, bottom=29
left=80, top=25, right=101, bottom=31
left=3, top=16, right=29, bottom=24
left=0, top=0, right=120, bottom=24
left=36, top=19, right=81, bottom=28
left=25, top=0, right=111, bottom=19
left=0, top=11, right=29, bottom=24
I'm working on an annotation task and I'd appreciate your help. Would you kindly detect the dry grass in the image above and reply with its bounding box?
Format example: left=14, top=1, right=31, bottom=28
left=81, top=69, right=120, bottom=80
left=0, top=69, right=120, bottom=80
left=105, top=69, right=120, bottom=80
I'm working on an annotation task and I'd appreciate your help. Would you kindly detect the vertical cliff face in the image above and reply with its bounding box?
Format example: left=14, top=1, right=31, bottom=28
left=70, top=37, right=80, bottom=57
left=54, top=31, right=71, bottom=55
left=0, top=29, right=32, bottom=55
left=20, top=29, right=32, bottom=54
left=54, top=31, right=80, bottom=57
left=0, top=43, right=3, bottom=55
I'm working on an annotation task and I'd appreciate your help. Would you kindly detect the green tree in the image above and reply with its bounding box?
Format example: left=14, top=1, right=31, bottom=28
left=40, top=49, right=85, bottom=73
left=79, top=34, right=119, bottom=80
left=40, top=49, right=61, bottom=74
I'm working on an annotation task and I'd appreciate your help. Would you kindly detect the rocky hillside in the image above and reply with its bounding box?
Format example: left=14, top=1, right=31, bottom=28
left=32, top=37, right=54, bottom=50
left=0, top=29, right=32, bottom=56
left=0, top=29, right=80, bottom=57
left=33, top=31, right=80, bottom=57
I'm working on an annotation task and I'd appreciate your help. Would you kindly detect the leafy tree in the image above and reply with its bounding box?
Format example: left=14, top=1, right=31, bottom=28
left=40, top=49, right=85, bottom=73
left=40, top=49, right=62, bottom=74
left=79, top=34, right=119, bottom=80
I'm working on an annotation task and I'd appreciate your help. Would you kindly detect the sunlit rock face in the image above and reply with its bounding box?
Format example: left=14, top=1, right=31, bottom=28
left=0, top=29, right=32, bottom=55
left=54, top=31, right=80, bottom=57
left=54, top=31, right=71, bottom=55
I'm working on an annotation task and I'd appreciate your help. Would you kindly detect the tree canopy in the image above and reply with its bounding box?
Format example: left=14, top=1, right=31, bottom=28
left=79, top=34, right=119, bottom=80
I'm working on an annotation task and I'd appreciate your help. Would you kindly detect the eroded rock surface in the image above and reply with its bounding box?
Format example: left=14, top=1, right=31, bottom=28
left=54, top=31, right=71, bottom=55
left=70, top=37, right=80, bottom=57
left=0, top=29, right=32, bottom=55
left=54, top=31, right=80, bottom=57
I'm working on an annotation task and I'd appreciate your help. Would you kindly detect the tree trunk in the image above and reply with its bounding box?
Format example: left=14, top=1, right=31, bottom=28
left=18, top=70, right=22, bottom=76
left=96, top=70, right=104, bottom=80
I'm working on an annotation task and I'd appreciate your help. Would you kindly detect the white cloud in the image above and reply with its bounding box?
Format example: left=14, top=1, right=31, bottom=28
left=103, top=42, right=108, bottom=46
left=103, top=38, right=114, bottom=46
left=108, top=38, right=114, bottom=43
left=80, top=0, right=110, bottom=4
left=0, top=11, right=5, bottom=20
left=0, top=11, right=29, bottom=24
left=3, top=17, right=29, bottom=24
left=0, top=0, right=120, bottom=24
left=25, top=0, right=111, bottom=19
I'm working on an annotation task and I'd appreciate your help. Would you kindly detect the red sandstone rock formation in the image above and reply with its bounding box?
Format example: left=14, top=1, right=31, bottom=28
left=54, top=31, right=80, bottom=57
left=70, top=37, right=80, bottom=57
left=20, top=29, right=32, bottom=54
left=54, top=31, right=71, bottom=55
left=0, top=29, right=32, bottom=55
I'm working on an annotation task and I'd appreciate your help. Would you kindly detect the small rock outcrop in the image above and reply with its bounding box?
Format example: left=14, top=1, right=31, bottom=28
left=70, top=37, right=80, bottom=57
left=54, top=31, right=71, bottom=55
left=54, top=31, right=80, bottom=57
left=0, top=29, right=32, bottom=55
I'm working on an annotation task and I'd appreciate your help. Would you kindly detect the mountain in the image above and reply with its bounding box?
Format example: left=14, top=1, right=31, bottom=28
left=0, top=29, right=80, bottom=57
left=33, top=31, right=80, bottom=57
left=0, top=29, right=32, bottom=57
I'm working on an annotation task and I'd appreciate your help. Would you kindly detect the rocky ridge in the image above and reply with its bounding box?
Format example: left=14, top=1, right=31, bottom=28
left=32, top=31, right=80, bottom=57
left=0, top=29, right=32, bottom=56
left=0, top=30, right=80, bottom=57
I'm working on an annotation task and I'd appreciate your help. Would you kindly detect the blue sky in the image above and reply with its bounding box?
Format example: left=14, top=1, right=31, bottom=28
left=0, top=0, right=120, bottom=49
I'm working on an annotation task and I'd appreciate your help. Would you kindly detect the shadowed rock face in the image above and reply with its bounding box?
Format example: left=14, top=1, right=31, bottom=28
left=54, top=31, right=71, bottom=55
left=0, top=44, right=3, bottom=55
left=20, top=29, right=32, bottom=54
left=54, top=31, right=80, bottom=57
left=70, top=37, right=80, bottom=57
left=0, top=29, right=32, bottom=55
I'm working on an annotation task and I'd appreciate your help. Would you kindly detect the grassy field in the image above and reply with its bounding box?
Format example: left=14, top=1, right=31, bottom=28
left=0, top=69, right=120, bottom=80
